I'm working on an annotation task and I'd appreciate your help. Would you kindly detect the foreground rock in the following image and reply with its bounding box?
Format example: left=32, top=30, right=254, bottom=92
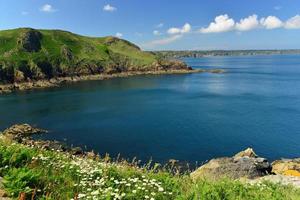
left=191, top=148, right=271, bottom=180
left=248, top=175, right=300, bottom=188
left=272, top=158, right=300, bottom=177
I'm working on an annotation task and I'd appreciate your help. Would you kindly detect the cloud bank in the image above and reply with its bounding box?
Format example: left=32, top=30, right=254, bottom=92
left=200, top=15, right=235, bottom=33
left=199, top=14, right=300, bottom=33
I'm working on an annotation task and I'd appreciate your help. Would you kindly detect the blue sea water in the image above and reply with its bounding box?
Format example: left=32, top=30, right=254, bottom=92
left=0, top=55, right=300, bottom=164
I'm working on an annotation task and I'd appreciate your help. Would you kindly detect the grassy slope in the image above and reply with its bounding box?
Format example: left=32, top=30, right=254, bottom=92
left=0, top=28, right=165, bottom=83
left=0, top=137, right=299, bottom=200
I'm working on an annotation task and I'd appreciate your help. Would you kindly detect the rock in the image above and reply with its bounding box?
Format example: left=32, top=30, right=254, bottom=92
left=234, top=148, right=257, bottom=159
left=86, top=151, right=98, bottom=159
left=191, top=148, right=271, bottom=180
left=70, top=147, right=84, bottom=156
left=2, top=124, right=47, bottom=141
left=272, top=158, right=300, bottom=177
left=248, top=175, right=300, bottom=188
left=61, top=45, right=73, bottom=61
left=17, top=29, right=42, bottom=52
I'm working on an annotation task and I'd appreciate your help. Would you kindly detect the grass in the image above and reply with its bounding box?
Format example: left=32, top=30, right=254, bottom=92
left=0, top=28, right=158, bottom=83
left=0, top=137, right=299, bottom=200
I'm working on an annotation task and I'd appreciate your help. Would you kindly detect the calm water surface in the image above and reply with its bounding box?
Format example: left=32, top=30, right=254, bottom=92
left=1, top=55, right=300, bottom=164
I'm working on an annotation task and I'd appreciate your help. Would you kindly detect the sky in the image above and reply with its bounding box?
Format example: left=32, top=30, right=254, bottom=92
left=1, top=0, right=300, bottom=50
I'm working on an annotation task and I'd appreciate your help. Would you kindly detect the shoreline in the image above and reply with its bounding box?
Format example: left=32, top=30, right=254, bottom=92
left=1, top=124, right=299, bottom=183
left=0, top=68, right=225, bottom=94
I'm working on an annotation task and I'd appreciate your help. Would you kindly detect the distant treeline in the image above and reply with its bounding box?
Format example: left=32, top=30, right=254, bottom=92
left=152, top=50, right=300, bottom=59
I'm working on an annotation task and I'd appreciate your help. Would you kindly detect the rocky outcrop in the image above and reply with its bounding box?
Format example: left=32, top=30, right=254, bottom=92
left=61, top=45, right=73, bottom=61
left=191, top=148, right=271, bottom=180
left=2, top=124, right=47, bottom=141
left=272, top=158, right=300, bottom=177
left=17, top=29, right=42, bottom=52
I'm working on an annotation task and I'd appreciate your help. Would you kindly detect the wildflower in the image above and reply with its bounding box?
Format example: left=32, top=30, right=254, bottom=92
left=158, top=187, right=164, bottom=192
left=78, top=193, right=86, bottom=198
left=145, top=195, right=149, bottom=199
left=132, top=190, right=137, bottom=194
left=91, top=190, right=99, bottom=195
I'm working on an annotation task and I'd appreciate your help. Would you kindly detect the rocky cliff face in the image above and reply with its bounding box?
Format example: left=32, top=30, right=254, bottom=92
left=17, top=29, right=42, bottom=52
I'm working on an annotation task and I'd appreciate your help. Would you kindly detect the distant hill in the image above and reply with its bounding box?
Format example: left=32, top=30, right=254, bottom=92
left=153, top=50, right=300, bottom=59
left=0, top=28, right=188, bottom=83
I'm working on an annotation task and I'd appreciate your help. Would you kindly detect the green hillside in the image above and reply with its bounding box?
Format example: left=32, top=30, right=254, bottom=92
left=0, top=28, right=188, bottom=84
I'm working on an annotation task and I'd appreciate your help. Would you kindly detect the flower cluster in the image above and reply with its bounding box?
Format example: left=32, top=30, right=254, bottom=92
left=33, top=152, right=173, bottom=199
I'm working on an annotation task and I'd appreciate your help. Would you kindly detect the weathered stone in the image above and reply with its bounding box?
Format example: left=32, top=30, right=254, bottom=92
left=272, top=158, right=300, bottom=177
left=234, top=147, right=257, bottom=159
left=248, top=175, right=300, bottom=188
left=70, top=147, right=84, bottom=156
left=191, top=148, right=271, bottom=180
left=2, top=124, right=47, bottom=137
left=61, top=45, right=73, bottom=61
left=17, top=29, right=42, bottom=52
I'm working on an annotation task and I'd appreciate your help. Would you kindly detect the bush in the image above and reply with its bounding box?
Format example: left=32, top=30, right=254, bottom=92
left=3, top=167, right=41, bottom=197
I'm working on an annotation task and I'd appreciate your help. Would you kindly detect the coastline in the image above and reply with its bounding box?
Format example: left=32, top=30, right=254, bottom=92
left=0, top=68, right=225, bottom=94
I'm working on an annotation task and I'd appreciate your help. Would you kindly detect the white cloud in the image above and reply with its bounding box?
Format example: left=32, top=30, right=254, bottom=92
left=200, top=14, right=235, bottom=33
left=236, top=15, right=259, bottom=31
left=153, top=30, right=161, bottom=36
left=156, top=23, right=164, bottom=28
left=146, top=35, right=182, bottom=47
left=260, top=16, right=283, bottom=29
left=40, top=4, right=57, bottom=13
left=285, top=15, right=300, bottom=29
left=115, top=32, right=123, bottom=38
left=103, top=4, right=117, bottom=12
left=167, top=23, right=191, bottom=35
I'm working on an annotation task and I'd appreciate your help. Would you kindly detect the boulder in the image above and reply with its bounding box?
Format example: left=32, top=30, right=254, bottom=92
left=191, top=148, right=271, bottom=180
left=2, top=124, right=47, bottom=140
left=234, top=147, right=257, bottom=159
left=272, top=159, right=300, bottom=177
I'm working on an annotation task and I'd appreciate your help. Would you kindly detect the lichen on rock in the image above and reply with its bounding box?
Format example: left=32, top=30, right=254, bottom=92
left=272, top=158, right=300, bottom=177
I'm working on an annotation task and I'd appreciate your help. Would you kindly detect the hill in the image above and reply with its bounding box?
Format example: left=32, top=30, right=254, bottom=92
left=153, top=49, right=300, bottom=59
left=0, top=28, right=189, bottom=84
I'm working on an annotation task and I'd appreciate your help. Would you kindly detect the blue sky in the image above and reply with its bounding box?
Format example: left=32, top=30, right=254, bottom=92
left=1, top=0, right=300, bottom=50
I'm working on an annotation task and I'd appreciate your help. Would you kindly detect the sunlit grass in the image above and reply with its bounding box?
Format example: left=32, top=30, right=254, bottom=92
left=0, top=138, right=299, bottom=200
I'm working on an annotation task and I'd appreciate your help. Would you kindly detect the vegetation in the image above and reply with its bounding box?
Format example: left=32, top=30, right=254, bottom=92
left=0, top=137, right=299, bottom=200
left=0, top=28, right=187, bottom=84
left=153, top=49, right=300, bottom=59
